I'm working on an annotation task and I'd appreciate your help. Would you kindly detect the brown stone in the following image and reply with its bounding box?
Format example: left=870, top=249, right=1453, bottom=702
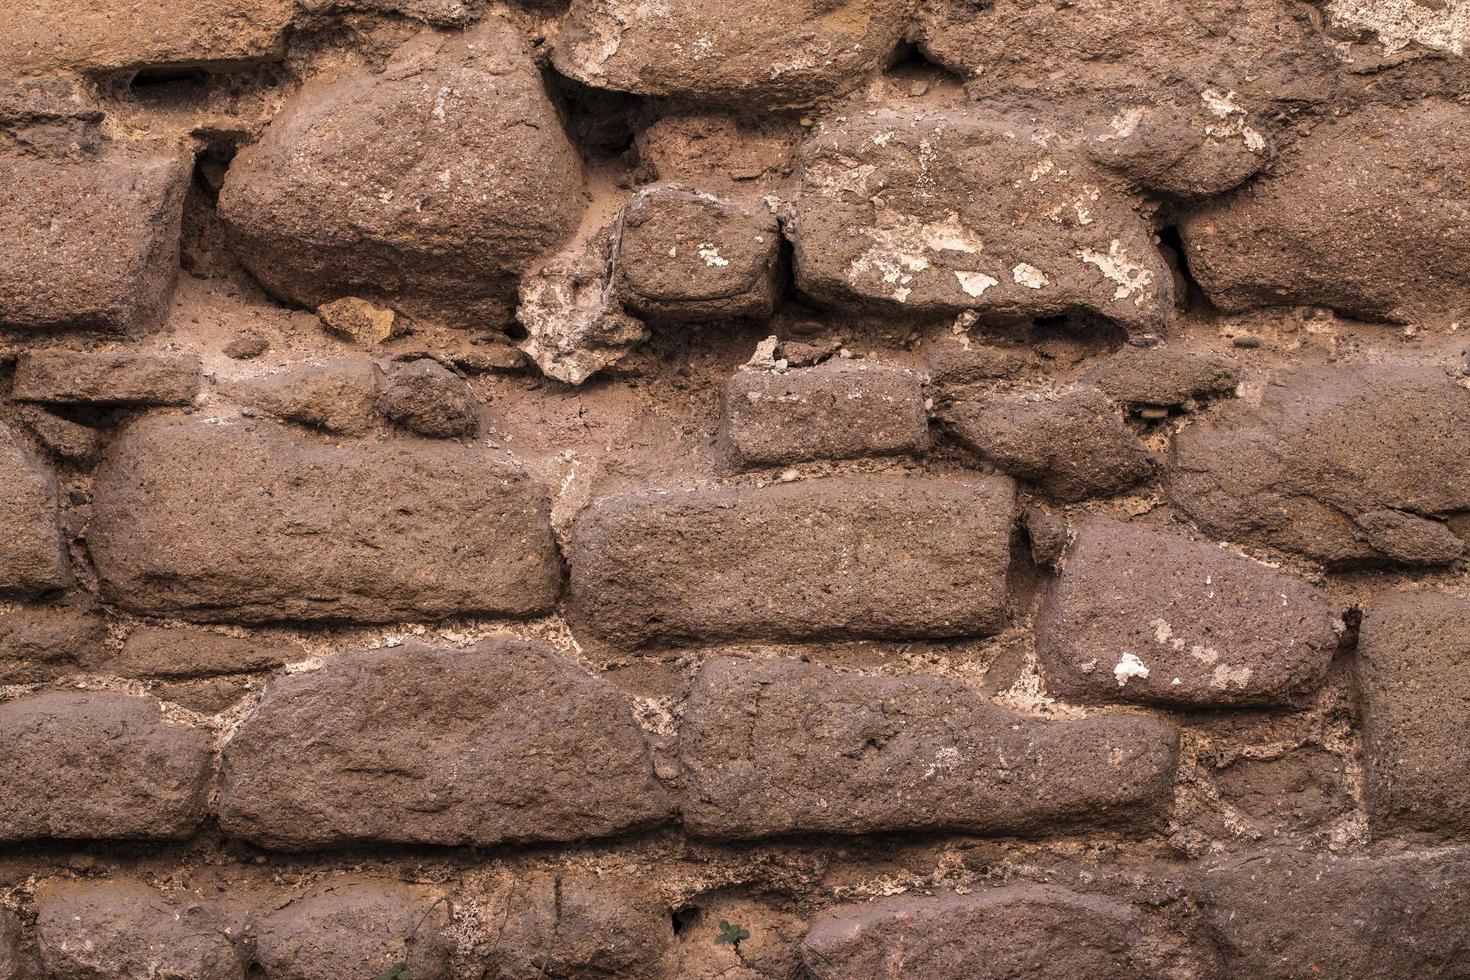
left=236, top=359, right=379, bottom=435
left=218, top=19, right=584, bottom=328
left=111, top=626, right=289, bottom=679
left=1036, top=518, right=1340, bottom=706
left=1356, top=591, right=1470, bottom=838
left=376, top=357, right=480, bottom=438
left=944, top=386, right=1155, bottom=502
left=922, top=335, right=1037, bottom=388
left=0, top=601, right=109, bottom=684
left=0, top=691, right=212, bottom=841
left=89, top=415, right=560, bottom=622
left=569, top=476, right=1014, bottom=647
left=0, top=908, right=31, bottom=980
left=12, top=350, right=200, bottom=406
left=1081, top=343, right=1241, bottom=407
left=34, top=880, right=243, bottom=980
left=13, top=405, right=102, bottom=465
left=316, top=297, right=401, bottom=346
left=678, top=657, right=1178, bottom=839
left=1, top=144, right=189, bottom=333
left=218, top=640, right=671, bottom=849
left=251, top=879, right=450, bottom=980
left=0, top=421, right=69, bottom=595
left=719, top=362, right=927, bottom=469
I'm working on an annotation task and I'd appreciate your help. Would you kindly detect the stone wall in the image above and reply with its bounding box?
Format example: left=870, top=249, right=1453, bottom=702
left=3, top=1, right=1470, bottom=977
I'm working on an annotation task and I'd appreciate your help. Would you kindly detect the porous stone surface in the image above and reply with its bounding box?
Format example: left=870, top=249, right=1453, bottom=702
left=0, top=422, right=70, bottom=595
left=0, top=601, right=109, bottom=683
left=1036, top=518, right=1340, bottom=706
left=0, top=691, right=212, bottom=841
left=111, top=626, right=290, bottom=679
left=719, top=361, right=927, bottom=468
left=376, top=357, right=480, bottom=437
left=89, top=415, right=560, bottom=622
left=1, top=145, right=189, bottom=332
left=34, top=880, right=245, bottom=980
left=680, top=657, right=1178, bottom=839
left=12, top=350, right=201, bottom=406
left=1169, top=363, right=1470, bottom=565
left=234, top=359, right=379, bottom=435
left=0, top=910, right=26, bottom=980
left=570, top=476, right=1014, bottom=646
left=218, top=18, right=584, bottom=327
left=1081, top=343, right=1241, bottom=407
left=219, top=640, right=671, bottom=849
left=1356, top=591, right=1470, bottom=838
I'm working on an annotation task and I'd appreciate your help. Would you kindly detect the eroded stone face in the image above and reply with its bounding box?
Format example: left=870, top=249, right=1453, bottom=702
left=790, top=108, right=1172, bottom=333
left=12, top=350, right=200, bottom=406
left=219, top=641, right=671, bottom=849
left=0, top=422, right=70, bottom=596
left=553, top=0, right=914, bottom=109
left=218, top=18, right=585, bottom=328
left=679, top=657, right=1179, bottom=839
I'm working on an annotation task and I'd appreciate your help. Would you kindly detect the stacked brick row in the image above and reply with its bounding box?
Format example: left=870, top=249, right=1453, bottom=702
left=3, top=0, right=1470, bottom=977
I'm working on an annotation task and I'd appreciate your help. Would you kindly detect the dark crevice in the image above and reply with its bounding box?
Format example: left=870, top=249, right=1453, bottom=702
left=1155, top=223, right=1215, bottom=316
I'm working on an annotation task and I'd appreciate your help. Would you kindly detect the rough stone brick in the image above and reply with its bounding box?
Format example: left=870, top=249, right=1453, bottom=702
left=944, top=386, right=1155, bottom=502
left=802, top=885, right=1196, bottom=980
left=0, top=909, right=30, bottom=980
left=0, top=144, right=190, bottom=332
left=1182, top=102, right=1470, bottom=326
left=790, top=108, right=1171, bottom=334
left=1168, top=363, right=1470, bottom=565
left=718, top=362, right=927, bottom=469
left=2, top=0, right=292, bottom=74
left=678, top=657, right=1178, bottom=839
left=376, top=357, right=480, bottom=438
left=1035, top=518, right=1340, bottom=706
left=0, top=601, right=109, bottom=684
left=1356, top=591, right=1470, bottom=837
left=0, top=691, right=212, bottom=841
left=0, top=422, right=69, bottom=595
left=12, top=350, right=201, bottom=406
left=251, top=879, right=450, bottom=980
left=234, top=359, right=379, bottom=435
left=33, top=880, right=244, bottom=980
left=219, top=640, right=671, bottom=849
left=1081, top=343, right=1241, bottom=407
left=552, top=0, right=913, bottom=110
left=218, top=18, right=584, bottom=328
left=89, top=415, right=560, bottom=623
left=1195, top=848, right=1470, bottom=979
left=569, top=476, right=1014, bottom=647
left=13, top=405, right=102, bottom=465
left=110, top=626, right=290, bottom=679
left=616, top=187, right=781, bottom=324
left=922, top=335, right=1037, bottom=388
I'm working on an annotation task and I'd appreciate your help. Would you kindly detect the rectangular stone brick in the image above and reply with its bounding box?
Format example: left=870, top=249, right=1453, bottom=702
left=0, top=421, right=70, bottom=595
left=678, top=657, right=1178, bottom=839
left=570, top=476, right=1014, bottom=646
left=718, top=362, right=928, bottom=468
left=89, top=416, right=561, bottom=623
left=12, top=350, right=201, bottom=406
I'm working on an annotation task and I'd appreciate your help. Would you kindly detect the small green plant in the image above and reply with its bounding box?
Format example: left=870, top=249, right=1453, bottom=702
left=714, top=919, right=751, bottom=948
left=375, top=964, right=412, bottom=980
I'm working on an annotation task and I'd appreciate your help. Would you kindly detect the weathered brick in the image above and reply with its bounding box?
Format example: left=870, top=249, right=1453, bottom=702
left=718, top=362, right=927, bottom=469
left=0, top=145, right=190, bottom=332
left=0, top=600, right=109, bottom=684
left=678, top=657, right=1178, bottom=839
left=110, top=626, right=290, bottom=679
left=1357, top=591, right=1470, bottom=837
left=1081, top=343, right=1241, bottom=408
left=89, top=415, right=560, bottom=623
left=1036, top=518, right=1340, bottom=706
left=2, top=0, right=292, bottom=74
left=251, top=879, right=450, bottom=980
left=232, top=359, right=379, bottom=435
left=0, top=421, right=69, bottom=595
left=1195, top=848, right=1470, bottom=979
left=34, top=880, right=244, bottom=980
left=803, top=885, right=1200, bottom=980
left=569, top=476, right=1014, bottom=646
left=944, top=386, right=1155, bottom=502
left=12, top=350, right=200, bottom=406
left=0, top=909, right=29, bottom=980
left=0, top=691, right=212, bottom=841
left=219, top=640, right=671, bottom=849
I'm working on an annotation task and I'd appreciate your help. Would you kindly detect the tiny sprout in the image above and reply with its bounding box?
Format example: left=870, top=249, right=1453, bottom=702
left=714, top=920, right=751, bottom=948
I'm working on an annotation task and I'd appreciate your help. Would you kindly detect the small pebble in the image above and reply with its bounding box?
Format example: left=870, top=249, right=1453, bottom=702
left=1232, top=335, right=1261, bottom=349
left=224, top=331, right=270, bottom=360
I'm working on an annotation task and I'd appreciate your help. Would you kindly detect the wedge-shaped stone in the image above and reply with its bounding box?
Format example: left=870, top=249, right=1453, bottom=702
left=719, top=362, right=927, bottom=469
left=570, top=476, right=1014, bottom=646
left=679, top=657, right=1178, bottom=839
left=1036, top=519, right=1340, bottom=706
left=12, top=350, right=200, bottom=406
left=1357, top=591, right=1470, bottom=837
left=790, top=108, right=1171, bottom=333
left=89, top=416, right=560, bottom=622
left=1169, top=363, right=1470, bottom=565
left=1081, top=343, right=1241, bottom=408
left=1195, top=848, right=1470, bottom=979
left=0, top=691, right=212, bottom=841
left=0, top=145, right=189, bottom=333
left=0, top=422, right=69, bottom=595
left=218, top=18, right=584, bottom=327
left=34, top=880, right=244, bottom=980
left=553, top=0, right=913, bottom=110
left=219, top=640, right=671, bottom=849
left=803, top=885, right=1198, bottom=980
